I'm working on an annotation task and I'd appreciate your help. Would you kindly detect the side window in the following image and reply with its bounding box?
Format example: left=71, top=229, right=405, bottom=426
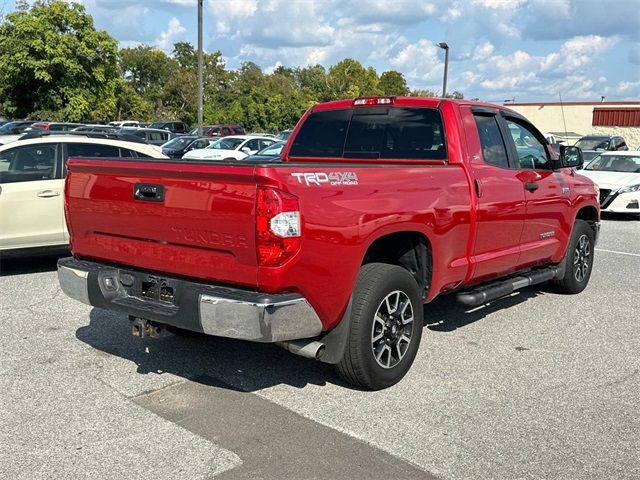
left=222, top=127, right=231, bottom=136
left=119, top=148, right=137, bottom=158
left=212, top=127, right=221, bottom=136
left=148, top=131, right=165, bottom=142
left=505, top=119, right=549, bottom=170
left=68, top=143, right=120, bottom=158
left=244, top=139, right=261, bottom=151
left=473, top=114, right=509, bottom=168
left=0, top=144, right=58, bottom=184
left=260, top=139, right=275, bottom=150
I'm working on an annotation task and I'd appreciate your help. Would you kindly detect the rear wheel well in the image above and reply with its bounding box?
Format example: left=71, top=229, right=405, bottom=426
left=362, top=232, right=432, bottom=298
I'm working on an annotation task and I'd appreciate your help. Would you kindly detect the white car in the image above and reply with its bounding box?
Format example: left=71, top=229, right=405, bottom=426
left=182, top=135, right=277, bottom=161
left=0, top=135, right=168, bottom=255
left=579, top=151, right=640, bottom=217
left=108, top=120, right=139, bottom=128
left=0, top=134, right=23, bottom=146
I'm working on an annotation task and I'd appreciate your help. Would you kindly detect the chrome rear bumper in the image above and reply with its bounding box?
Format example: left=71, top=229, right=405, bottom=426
left=57, top=257, right=323, bottom=342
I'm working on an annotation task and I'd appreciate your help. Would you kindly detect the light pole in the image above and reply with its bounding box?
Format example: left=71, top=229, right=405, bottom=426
left=197, top=0, right=203, bottom=136
left=438, top=42, right=449, bottom=98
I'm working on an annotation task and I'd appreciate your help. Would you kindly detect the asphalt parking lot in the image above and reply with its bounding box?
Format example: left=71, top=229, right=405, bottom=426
left=1, top=216, right=638, bottom=480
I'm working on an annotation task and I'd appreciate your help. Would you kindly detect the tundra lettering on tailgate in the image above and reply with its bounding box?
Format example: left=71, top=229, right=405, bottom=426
left=170, top=227, right=248, bottom=249
left=291, top=172, right=359, bottom=187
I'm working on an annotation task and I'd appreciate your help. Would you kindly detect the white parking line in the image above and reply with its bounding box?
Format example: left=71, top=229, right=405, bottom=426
left=596, top=248, right=640, bottom=257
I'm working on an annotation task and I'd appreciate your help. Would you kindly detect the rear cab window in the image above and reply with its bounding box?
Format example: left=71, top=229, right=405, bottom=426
left=289, top=107, right=447, bottom=160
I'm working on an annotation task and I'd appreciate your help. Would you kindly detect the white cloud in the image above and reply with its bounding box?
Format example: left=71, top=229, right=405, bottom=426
left=155, top=17, right=187, bottom=52
left=208, top=0, right=258, bottom=18
left=472, top=0, right=524, bottom=9
left=473, top=41, right=495, bottom=60
left=390, top=39, right=443, bottom=88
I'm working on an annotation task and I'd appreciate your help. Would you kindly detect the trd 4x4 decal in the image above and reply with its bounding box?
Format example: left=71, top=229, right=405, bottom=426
left=291, top=172, right=359, bottom=186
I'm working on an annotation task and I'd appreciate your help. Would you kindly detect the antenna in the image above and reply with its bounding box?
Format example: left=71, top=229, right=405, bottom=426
left=558, top=92, right=569, bottom=143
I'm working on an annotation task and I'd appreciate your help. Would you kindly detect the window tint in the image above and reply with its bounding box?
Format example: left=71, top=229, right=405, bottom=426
left=148, top=131, right=167, bottom=142
left=289, top=109, right=351, bottom=158
left=0, top=144, right=57, bottom=184
left=473, top=114, right=509, bottom=168
left=259, top=139, right=275, bottom=150
left=505, top=119, right=549, bottom=170
left=290, top=107, right=446, bottom=160
left=222, top=127, right=231, bottom=135
left=119, top=148, right=137, bottom=158
left=67, top=143, right=120, bottom=158
left=244, top=139, right=262, bottom=152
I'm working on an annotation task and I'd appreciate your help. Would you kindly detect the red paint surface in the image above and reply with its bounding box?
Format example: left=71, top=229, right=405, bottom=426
left=66, top=99, right=599, bottom=331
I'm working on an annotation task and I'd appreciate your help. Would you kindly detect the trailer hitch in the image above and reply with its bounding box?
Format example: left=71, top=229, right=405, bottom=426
left=130, top=316, right=163, bottom=338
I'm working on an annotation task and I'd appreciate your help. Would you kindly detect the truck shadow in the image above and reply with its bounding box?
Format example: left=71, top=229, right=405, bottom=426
left=425, top=288, right=542, bottom=332
left=75, top=287, right=543, bottom=392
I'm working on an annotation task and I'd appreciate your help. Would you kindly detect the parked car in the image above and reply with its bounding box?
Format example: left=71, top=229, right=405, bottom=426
left=0, top=135, right=167, bottom=256
left=119, top=127, right=176, bottom=146
left=109, top=120, right=139, bottom=128
left=57, top=96, right=599, bottom=390
left=249, top=132, right=276, bottom=138
left=160, top=136, right=217, bottom=159
left=188, top=124, right=246, bottom=137
left=0, top=120, right=35, bottom=135
left=575, top=135, right=628, bottom=163
left=182, top=135, right=277, bottom=161
left=243, top=141, right=285, bottom=162
left=26, top=122, right=84, bottom=132
left=150, top=121, right=190, bottom=134
left=276, top=129, right=293, bottom=141
left=71, top=125, right=118, bottom=134
left=579, top=151, right=640, bottom=218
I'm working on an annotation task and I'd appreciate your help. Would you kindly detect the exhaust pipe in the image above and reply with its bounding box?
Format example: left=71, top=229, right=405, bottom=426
left=276, top=339, right=326, bottom=360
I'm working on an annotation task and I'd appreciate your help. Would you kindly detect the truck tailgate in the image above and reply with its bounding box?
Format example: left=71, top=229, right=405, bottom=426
left=66, top=158, right=258, bottom=286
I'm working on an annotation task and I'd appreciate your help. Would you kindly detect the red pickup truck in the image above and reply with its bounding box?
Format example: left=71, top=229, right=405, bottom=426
left=58, top=97, right=600, bottom=390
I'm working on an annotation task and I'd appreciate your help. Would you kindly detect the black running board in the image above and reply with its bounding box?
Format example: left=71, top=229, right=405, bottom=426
left=456, top=264, right=565, bottom=307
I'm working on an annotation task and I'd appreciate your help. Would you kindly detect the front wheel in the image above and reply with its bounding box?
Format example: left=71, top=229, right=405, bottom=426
left=550, top=219, right=595, bottom=294
left=336, top=263, right=423, bottom=390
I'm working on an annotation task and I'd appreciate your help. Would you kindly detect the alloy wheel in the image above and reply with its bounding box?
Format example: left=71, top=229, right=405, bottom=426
left=371, top=290, right=414, bottom=369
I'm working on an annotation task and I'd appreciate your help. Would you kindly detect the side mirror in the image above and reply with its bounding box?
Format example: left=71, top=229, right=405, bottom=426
left=241, top=147, right=251, bottom=153
left=560, top=145, right=583, bottom=169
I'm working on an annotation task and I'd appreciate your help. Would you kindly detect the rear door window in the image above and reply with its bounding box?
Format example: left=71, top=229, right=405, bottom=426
left=473, top=114, right=510, bottom=168
left=0, top=143, right=58, bottom=183
left=289, top=107, right=446, bottom=160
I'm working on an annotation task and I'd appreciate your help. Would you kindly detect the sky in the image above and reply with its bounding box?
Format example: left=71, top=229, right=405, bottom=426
left=4, top=0, right=640, bottom=101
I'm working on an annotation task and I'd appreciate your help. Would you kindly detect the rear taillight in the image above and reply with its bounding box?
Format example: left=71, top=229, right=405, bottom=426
left=256, top=186, right=301, bottom=267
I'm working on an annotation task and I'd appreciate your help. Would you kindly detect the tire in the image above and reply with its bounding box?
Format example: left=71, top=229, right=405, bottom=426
left=550, top=219, right=595, bottom=294
left=336, top=263, right=423, bottom=390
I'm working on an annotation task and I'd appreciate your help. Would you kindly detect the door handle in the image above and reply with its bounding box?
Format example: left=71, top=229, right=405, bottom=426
left=37, top=190, right=61, bottom=198
left=134, top=183, right=164, bottom=202
left=524, top=182, right=539, bottom=192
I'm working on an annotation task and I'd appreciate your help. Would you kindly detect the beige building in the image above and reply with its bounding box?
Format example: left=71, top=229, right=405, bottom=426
left=505, top=101, right=640, bottom=148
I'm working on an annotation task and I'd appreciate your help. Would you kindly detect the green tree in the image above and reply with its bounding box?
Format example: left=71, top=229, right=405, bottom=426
left=378, top=71, right=409, bottom=96
left=296, top=65, right=330, bottom=102
left=410, top=89, right=437, bottom=98
left=446, top=90, right=464, bottom=99
left=0, top=0, right=120, bottom=120
left=327, top=58, right=381, bottom=99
